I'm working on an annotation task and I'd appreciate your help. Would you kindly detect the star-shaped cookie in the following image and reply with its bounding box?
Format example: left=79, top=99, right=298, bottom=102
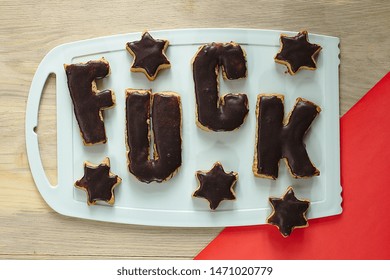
left=267, top=186, right=310, bottom=237
left=274, top=30, right=322, bottom=75
left=75, top=158, right=122, bottom=206
left=193, top=162, right=238, bottom=210
left=126, top=31, right=171, bottom=81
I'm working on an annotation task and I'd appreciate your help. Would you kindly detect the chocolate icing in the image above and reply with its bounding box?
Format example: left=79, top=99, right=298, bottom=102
left=126, top=89, right=182, bottom=183
left=64, top=59, right=115, bottom=145
left=193, top=162, right=237, bottom=210
left=75, top=158, right=121, bottom=205
left=275, top=30, right=322, bottom=75
left=267, top=186, right=310, bottom=237
left=192, top=42, right=249, bottom=131
left=126, top=32, right=170, bottom=81
left=253, top=95, right=320, bottom=179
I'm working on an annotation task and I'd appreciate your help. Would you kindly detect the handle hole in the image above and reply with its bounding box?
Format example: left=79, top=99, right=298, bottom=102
left=36, top=73, right=58, bottom=186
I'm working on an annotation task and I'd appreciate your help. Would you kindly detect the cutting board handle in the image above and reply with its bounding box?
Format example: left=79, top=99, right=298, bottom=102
left=25, top=48, right=60, bottom=192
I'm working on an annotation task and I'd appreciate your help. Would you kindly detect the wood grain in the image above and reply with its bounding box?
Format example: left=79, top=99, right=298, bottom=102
left=0, top=0, right=389, bottom=259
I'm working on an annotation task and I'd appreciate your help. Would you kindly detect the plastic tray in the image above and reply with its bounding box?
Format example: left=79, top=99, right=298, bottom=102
left=26, top=28, right=342, bottom=227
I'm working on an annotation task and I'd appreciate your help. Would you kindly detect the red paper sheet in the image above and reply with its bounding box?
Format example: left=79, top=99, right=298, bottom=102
left=195, top=72, right=390, bottom=260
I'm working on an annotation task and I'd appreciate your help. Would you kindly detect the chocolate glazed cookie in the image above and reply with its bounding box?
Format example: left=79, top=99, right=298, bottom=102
left=64, top=58, right=115, bottom=145
left=253, top=94, right=321, bottom=179
left=125, top=89, right=182, bottom=183
left=192, top=42, right=249, bottom=131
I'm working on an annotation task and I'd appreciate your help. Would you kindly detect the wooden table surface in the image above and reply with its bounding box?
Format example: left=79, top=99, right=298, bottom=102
left=1, top=0, right=389, bottom=259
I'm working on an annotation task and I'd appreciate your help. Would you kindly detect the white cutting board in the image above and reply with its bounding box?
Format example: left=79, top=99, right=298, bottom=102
left=25, top=28, right=342, bottom=227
